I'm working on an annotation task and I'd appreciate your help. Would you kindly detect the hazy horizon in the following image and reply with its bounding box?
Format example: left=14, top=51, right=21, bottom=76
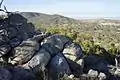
left=2, top=0, right=120, bottom=19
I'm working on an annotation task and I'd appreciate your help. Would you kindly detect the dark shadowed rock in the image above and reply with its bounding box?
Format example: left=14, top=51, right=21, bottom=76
left=7, top=14, right=28, bottom=40
left=6, top=27, right=18, bottom=39
left=22, top=48, right=51, bottom=72
left=9, top=38, right=21, bottom=48
left=66, top=58, right=84, bottom=77
left=9, top=67, right=35, bottom=80
left=23, top=23, right=36, bottom=38
left=16, top=25, right=29, bottom=40
left=8, top=14, right=36, bottom=40
left=10, top=39, right=40, bottom=65
left=8, top=13, right=27, bottom=25
left=48, top=53, right=71, bottom=80
left=84, top=55, right=109, bottom=73
left=0, top=68, right=12, bottom=80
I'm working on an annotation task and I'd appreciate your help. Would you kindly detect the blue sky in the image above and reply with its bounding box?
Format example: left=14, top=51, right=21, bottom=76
left=2, top=0, right=120, bottom=19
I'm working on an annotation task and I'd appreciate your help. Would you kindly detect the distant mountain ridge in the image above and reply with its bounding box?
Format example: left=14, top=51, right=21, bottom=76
left=19, top=12, right=120, bottom=23
left=19, top=12, right=81, bottom=28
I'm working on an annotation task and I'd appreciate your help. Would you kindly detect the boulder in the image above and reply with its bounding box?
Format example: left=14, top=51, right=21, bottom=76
left=10, top=39, right=40, bottom=65
left=48, top=53, right=71, bottom=80
left=88, top=69, right=98, bottom=78
left=98, top=72, right=107, bottom=80
left=22, top=48, right=51, bottom=72
left=63, top=42, right=83, bottom=61
left=62, top=42, right=84, bottom=77
left=41, top=34, right=71, bottom=51
left=8, top=14, right=30, bottom=40
left=0, top=68, right=12, bottom=80
left=84, top=55, right=109, bottom=73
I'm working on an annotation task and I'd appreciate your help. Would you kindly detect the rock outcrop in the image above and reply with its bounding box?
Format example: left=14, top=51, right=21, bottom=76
left=0, top=12, right=120, bottom=80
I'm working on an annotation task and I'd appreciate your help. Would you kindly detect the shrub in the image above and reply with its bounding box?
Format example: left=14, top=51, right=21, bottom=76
left=108, top=43, right=118, bottom=55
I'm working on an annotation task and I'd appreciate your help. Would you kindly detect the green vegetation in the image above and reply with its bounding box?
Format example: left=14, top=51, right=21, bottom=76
left=108, top=43, right=118, bottom=55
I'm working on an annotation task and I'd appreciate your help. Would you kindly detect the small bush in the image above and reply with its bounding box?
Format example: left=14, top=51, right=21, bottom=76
left=108, top=43, right=118, bottom=55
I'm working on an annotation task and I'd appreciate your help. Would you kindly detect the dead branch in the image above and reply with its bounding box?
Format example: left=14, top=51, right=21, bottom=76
left=0, top=0, right=4, bottom=8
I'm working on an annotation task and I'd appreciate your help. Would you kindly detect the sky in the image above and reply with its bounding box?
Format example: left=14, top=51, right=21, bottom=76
left=2, top=0, right=120, bottom=19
